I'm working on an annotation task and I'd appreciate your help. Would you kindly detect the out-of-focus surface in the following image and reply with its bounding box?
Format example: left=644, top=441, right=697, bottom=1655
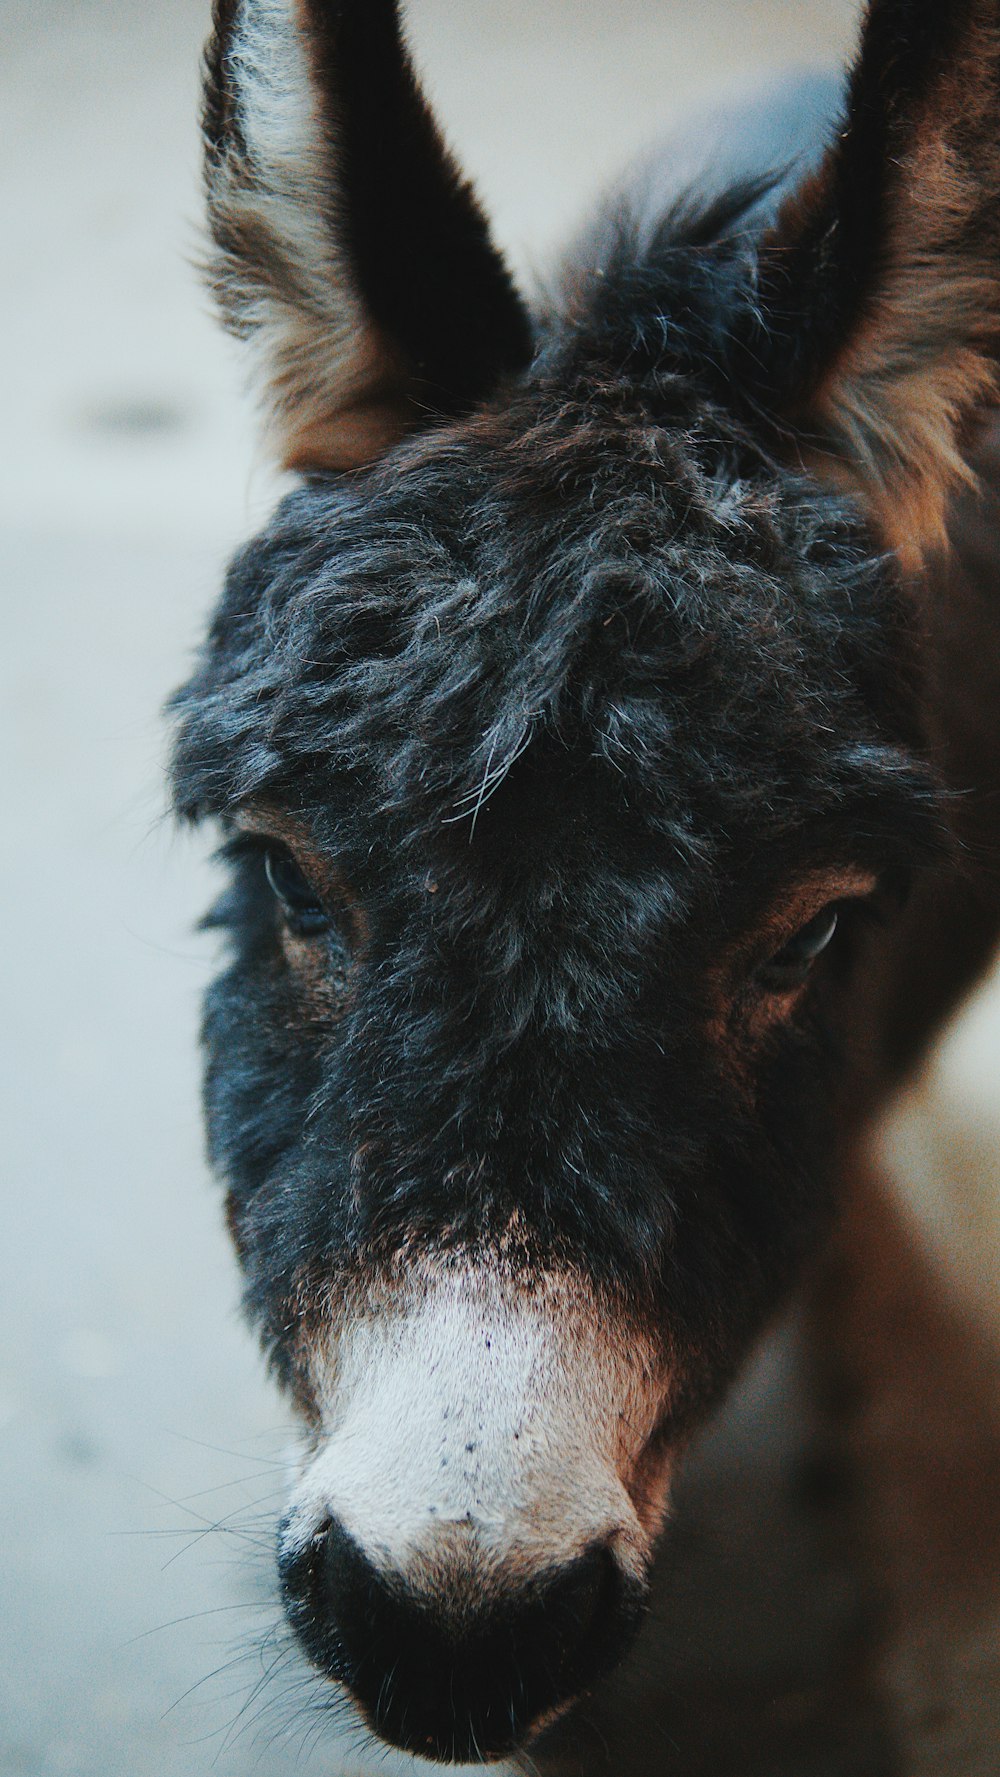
left=2, top=2, right=998, bottom=1774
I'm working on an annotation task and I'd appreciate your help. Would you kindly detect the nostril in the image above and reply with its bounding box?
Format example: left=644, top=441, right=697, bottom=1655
left=514, top=1540, right=635, bottom=1702
left=280, top=1513, right=415, bottom=1693
left=277, top=1514, right=349, bottom=1683
left=554, top=1544, right=617, bottom=1643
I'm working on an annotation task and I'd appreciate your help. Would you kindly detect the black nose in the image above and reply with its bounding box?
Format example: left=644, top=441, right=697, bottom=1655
left=280, top=1516, right=645, bottom=1763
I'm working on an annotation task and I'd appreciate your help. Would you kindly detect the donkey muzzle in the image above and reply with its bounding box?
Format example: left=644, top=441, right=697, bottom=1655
left=277, top=1259, right=669, bottom=1758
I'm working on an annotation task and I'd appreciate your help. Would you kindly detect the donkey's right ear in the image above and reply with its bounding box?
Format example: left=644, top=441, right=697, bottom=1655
left=203, top=0, right=533, bottom=473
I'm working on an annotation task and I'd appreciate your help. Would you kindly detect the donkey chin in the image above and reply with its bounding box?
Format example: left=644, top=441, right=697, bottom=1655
left=275, top=1260, right=669, bottom=1763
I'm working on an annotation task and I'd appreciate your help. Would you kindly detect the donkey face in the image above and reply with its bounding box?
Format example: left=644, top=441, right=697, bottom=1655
left=173, top=0, right=1000, bottom=1762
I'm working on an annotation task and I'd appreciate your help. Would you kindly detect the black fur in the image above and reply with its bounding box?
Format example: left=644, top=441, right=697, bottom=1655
left=558, top=0, right=1000, bottom=458
left=172, top=375, right=943, bottom=1414
left=176, top=0, right=1000, bottom=1760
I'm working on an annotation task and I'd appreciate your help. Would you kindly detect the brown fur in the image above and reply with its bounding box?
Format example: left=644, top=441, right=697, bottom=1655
left=775, top=13, right=1000, bottom=562
left=203, top=0, right=418, bottom=470
left=810, top=1158, right=1000, bottom=1774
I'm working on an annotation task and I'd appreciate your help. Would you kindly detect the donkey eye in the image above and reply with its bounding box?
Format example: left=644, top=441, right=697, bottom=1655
left=760, top=905, right=840, bottom=989
left=264, top=847, right=330, bottom=936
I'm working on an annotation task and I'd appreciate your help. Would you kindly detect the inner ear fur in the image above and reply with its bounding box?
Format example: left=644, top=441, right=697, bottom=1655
left=754, top=0, right=1000, bottom=564
left=202, top=0, right=532, bottom=474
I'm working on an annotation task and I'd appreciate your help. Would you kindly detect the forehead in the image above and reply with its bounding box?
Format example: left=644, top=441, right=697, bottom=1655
left=172, top=403, right=910, bottom=875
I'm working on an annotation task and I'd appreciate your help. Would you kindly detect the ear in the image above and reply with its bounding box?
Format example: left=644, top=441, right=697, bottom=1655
left=751, top=0, right=1000, bottom=563
left=202, top=0, right=533, bottom=472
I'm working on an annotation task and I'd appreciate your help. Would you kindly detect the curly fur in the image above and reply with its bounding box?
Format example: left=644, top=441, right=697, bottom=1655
left=172, top=0, right=1000, bottom=1761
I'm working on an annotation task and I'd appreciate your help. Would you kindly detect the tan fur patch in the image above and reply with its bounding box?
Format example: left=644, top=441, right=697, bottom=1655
left=205, top=0, right=419, bottom=471
left=814, top=283, right=996, bottom=568
left=800, top=22, right=1000, bottom=564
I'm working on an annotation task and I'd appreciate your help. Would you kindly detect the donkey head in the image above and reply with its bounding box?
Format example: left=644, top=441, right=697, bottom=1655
left=172, top=0, right=1000, bottom=1763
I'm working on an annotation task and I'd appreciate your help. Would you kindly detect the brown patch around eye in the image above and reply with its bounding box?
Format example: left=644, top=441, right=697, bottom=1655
left=235, top=802, right=369, bottom=950
left=234, top=806, right=368, bottom=1027
left=745, top=868, right=879, bottom=984
left=706, top=868, right=880, bottom=1086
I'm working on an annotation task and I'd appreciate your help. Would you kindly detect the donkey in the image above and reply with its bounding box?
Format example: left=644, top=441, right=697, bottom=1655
left=171, top=0, right=1000, bottom=1764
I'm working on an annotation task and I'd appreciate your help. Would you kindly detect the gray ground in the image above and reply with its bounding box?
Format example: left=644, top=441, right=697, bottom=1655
left=3, top=3, right=998, bottom=1775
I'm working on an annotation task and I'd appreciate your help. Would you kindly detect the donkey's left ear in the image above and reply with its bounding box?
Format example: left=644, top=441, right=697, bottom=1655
left=750, top=0, right=1000, bottom=563
left=203, top=0, right=532, bottom=473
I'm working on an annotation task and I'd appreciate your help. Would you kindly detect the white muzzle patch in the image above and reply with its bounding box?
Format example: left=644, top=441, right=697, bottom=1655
left=281, top=1259, right=673, bottom=1603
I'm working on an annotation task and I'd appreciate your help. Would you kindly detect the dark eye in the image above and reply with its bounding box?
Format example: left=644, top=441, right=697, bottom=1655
left=760, top=904, right=840, bottom=989
left=264, top=846, right=331, bottom=937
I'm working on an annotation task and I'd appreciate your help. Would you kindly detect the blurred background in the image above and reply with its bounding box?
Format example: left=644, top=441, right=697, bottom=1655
left=2, top=2, right=997, bottom=1773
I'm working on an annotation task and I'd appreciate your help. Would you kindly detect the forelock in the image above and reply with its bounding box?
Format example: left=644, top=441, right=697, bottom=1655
left=170, top=387, right=897, bottom=841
